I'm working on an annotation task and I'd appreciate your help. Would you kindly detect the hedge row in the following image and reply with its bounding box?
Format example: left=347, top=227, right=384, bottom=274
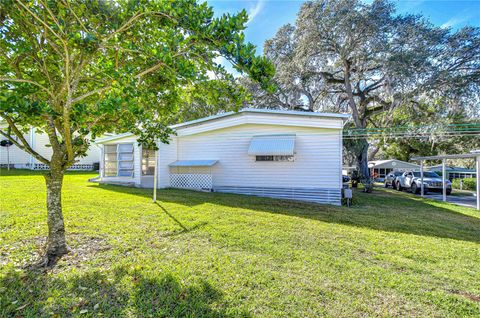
left=452, top=178, right=477, bottom=191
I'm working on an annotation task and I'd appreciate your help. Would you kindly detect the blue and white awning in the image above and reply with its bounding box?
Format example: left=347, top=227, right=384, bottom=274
left=168, top=160, right=218, bottom=167
left=248, top=135, right=296, bottom=156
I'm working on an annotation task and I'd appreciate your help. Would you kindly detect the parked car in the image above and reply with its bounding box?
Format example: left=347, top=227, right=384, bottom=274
left=384, top=171, right=404, bottom=188
left=395, top=171, right=452, bottom=195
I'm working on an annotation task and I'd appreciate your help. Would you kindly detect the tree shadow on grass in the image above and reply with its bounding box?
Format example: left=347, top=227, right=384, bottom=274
left=88, top=183, right=480, bottom=244
left=155, top=202, right=208, bottom=237
left=0, top=266, right=247, bottom=317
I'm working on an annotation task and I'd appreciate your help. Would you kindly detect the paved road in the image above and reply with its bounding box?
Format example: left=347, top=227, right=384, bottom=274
left=426, top=194, right=477, bottom=209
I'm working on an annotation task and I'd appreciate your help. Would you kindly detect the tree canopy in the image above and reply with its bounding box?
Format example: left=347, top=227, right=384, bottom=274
left=0, top=0, right=275, bottom=155
left=0, top=0, right=274, bottom=264
left=242, top=0, right=480, bottom=185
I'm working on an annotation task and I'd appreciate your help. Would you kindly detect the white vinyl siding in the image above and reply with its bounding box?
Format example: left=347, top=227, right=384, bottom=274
left=0, top=126, right=100, bottom=167
left=175, top=124, right=342, bottom=190
left=33, top=130, right=100, bottom=165
left=158, top=136, right=177, bottom=188
left=0, top=131, right=31, bottom=166
left=94, top=111, right=345, bottom=204
left=176, top=112, right=344, bottom=137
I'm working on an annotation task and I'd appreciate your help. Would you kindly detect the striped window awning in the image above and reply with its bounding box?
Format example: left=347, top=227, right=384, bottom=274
left=248, top=135, right=296, bottom=156
left=168, top=160, right=218, bottom=167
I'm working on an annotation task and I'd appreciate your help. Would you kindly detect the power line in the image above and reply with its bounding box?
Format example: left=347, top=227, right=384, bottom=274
left=343, top=122, right=480, bottom=139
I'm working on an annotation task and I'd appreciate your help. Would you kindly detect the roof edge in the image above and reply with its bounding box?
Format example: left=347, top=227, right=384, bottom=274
left=170, top=108, right=350, bottom=129
left=95, top=133, right=134, bottom=144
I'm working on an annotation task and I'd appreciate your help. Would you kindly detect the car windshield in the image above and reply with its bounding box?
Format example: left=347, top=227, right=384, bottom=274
left=413, top=172, right=439, bottom=178
left=394, top=171, right=403, bottom=176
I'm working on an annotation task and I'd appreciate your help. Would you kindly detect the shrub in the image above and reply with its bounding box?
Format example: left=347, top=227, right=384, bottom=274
left=452, top=178, right=477, bottom=191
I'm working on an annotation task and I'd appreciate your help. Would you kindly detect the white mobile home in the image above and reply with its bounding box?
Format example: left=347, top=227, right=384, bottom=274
left=368, top=159, right=420, bottom=180
left=0, top=126, right=100, bottom=170
left=95, top=109, right=349, bottom=205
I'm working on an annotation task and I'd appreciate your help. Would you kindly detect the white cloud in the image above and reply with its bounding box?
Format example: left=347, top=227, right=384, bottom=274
left=441, top=15, right=470, bottom=29
left=247, top=1, right=265, bottom=25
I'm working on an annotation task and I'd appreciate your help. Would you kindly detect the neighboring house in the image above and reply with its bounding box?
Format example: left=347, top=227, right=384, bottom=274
left=94, top=109, right=349, bottom=205
left=427, top=165, right=476, bottom=180
left=0, top=125, right=100, bottom=170
left=368, top=159, right=420, bottom=180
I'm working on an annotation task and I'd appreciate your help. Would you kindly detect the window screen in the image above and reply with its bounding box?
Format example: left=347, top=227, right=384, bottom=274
left=255, top=155, right=294, bottom=162
left=103, top=143, right=134, bottom=177
left=105, top=145, right=117, bottom=153
left=104, top=145, right=118, bottom=177
left=142, top=148, right=156, bottom=175
left=118, top=143, right=134, bottom=153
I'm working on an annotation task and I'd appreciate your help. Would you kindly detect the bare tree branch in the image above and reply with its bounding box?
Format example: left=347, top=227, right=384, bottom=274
left=0, top=77, right=55, bottom=98
left=71, top=86, right=111, bottom=104
left=104, top=11, right=174, bottom=42
left=14, top=0, right=64, bottom=43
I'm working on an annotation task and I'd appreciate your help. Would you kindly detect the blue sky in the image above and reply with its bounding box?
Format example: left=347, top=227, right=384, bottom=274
left=208, top=0, right=480, bottom=55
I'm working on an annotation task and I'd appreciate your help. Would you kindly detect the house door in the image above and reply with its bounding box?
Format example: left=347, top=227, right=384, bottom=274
left=140, top=148, right=156, bottom=188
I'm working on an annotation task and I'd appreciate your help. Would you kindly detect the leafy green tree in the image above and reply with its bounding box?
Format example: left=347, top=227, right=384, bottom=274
left=376, top=102, right=480, bottom=162
left=0, top=0, right=273, bottom=265
left=243, top=0, right=479, bottom=190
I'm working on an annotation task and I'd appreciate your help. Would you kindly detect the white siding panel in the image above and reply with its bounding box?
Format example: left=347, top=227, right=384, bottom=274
left=101, top=136, right=138, bottom=144
left=0, top=127, right=99, bottom=167
left=176, top=112, right=344, bottom=136
left=0, top=145, right=31, bottom=165
left=33, top=131, right=100, bottom=165
left=0, top=130, right=32, bottom=166
left=33, top=131, right=53, bottom=162
left=76, top=144, right=100, bottom=164
left=158, top=136, right=177, bottom=188
left=176, top=124, right=342, bottom=189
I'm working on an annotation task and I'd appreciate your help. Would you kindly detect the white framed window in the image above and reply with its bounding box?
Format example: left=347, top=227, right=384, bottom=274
left=103, top=143, right=134, bottom=177
left=142, top=148, right=156, bottom=175
left=104, top=145, right=118, bottom=177
left=118, top=143, right=134, bottom=153
left=255, top=155, right=294, bottom=162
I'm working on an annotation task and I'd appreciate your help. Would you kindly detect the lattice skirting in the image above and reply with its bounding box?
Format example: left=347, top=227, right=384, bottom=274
left=170, top=173, right=213, bottom=191
left=214, top=186, right=342, bottom=206
left=32, top=163, right=94, bottom=171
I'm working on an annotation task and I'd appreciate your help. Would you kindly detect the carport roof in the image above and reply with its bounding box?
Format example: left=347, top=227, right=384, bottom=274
left=412, top=152, right=480, bottom=160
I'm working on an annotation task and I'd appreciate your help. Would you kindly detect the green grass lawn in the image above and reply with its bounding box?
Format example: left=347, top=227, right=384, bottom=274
left=1, top=169, right=479, bottom=317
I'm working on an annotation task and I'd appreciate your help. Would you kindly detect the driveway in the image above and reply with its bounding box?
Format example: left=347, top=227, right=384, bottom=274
left=427, top=193, right=477, bottom=209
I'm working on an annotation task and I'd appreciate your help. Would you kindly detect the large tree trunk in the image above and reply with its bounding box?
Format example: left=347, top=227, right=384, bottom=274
left=343, top=60, right=373, bottom=192
left=352, top=138, right=373, bottom=192
left=43, top=167, right=69, bottom=265
left=356, top=138, right=370, bottom=177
